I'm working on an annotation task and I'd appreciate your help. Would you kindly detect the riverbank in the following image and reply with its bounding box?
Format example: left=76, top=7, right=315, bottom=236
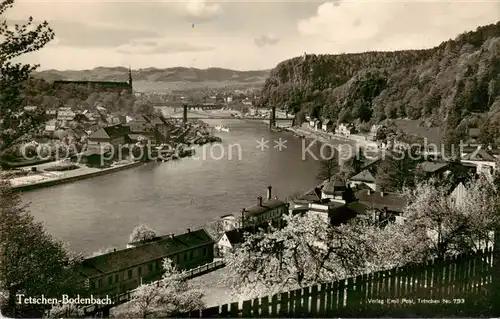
left=7, top=160, right=144, bottom=192
left=285, top=126, right=379, bottom=151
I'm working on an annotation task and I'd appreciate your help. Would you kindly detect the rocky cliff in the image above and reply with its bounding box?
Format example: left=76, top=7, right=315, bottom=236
left=260, top=21, right=500, bottom=144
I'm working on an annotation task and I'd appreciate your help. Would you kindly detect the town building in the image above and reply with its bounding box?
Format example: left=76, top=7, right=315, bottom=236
left=44, top=119, right=57, bottom=135
left=57, top=108, right=76, bottom=121
left=78, top=147, right=112, bottom=166
left=322, top=119, right=333, bottom=132
left=348, top=169, right=377, bottom=190
left=219, top=214, right=240, bottom=232
left=416, top=161, right=452, bottom=180
left=335, top=123, right=356, bottom=137
left=321, top=179, right=347, bottom=202
left=216, top=229, right=243, bottom=256
left=87, top=124, right=127, bottom=149
left=368, top=125, right=382, bottom=141
left=79, top=229, right=214, bottom=297
left=461, top=146, right=497, bottom=176
left=354, top=189, right=407, bottom=225
left=242, top=186, right=288, bottom=230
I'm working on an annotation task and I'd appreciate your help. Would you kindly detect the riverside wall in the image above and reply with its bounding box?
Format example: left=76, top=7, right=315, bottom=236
left=11, top=161, right=144, bottom=192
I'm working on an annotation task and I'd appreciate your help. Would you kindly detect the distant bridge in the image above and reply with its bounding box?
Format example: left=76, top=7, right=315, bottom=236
left=152, top=103, right=223, bottom=110
left=163, top=105, right=294, bottom=129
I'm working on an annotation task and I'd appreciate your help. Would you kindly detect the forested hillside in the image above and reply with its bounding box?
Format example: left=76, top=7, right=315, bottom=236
left=260, top=22, right=500, bottom=145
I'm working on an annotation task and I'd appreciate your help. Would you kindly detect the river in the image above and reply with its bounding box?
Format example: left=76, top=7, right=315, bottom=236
left=21, top=118, right=353, bottom=254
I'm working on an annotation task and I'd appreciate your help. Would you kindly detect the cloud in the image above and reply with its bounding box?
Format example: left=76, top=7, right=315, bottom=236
left=8, top=20, right=161, bottom=48
left=297, top=0, right=500, bottom=52
left=182, top=0, right=221, bottom=21
left=116, top=40, right=215, bottom=55
left=254, top=34, right=280, bottom=47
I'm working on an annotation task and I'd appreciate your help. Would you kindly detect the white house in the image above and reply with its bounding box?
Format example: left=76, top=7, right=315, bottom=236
left=321, top=179, right=346, bottom=202
left=216, top=229, right=243, bottom=256
left=335, top=123, right=356, bottom=137
left=368, top=125, right=382, bottom=141
left=348, top=169, right=377, bottom=190
left=57, top=109, right=76, bottom=121
left=322, top=119, right=333, bottom=132
left=461, top=146, right=496, bottom=177
left=220, top=214, right=240, bottom=232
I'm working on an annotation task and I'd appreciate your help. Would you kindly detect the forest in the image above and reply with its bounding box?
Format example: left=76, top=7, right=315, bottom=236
left=259, top=22, right=500, bottom=146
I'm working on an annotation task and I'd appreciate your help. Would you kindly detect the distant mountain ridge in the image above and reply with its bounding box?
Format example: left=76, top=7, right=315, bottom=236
left=34, top=67, right=271, bottom=85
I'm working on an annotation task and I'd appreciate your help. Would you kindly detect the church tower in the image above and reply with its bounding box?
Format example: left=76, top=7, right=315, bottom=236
left=128, top=66, right=133, bottom=93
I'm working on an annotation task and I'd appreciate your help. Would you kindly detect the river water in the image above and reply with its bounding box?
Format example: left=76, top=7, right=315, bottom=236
left=21, top=118, right=353, bottom=254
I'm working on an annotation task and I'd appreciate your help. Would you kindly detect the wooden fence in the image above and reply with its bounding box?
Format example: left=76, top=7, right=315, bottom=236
left=179, top=248, right=496, bottom=317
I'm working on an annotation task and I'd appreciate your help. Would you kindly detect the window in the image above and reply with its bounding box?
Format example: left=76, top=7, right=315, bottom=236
left=189, top=251, right=193, bottom=260
left=184, top=253, right=187, bottom=261
left=138, top=267, right=142, bottom=276
left=202, top=247, right=207, bottom=256
left=128, top=270, right=132, bottom=279
left=108, top=276, right=112, bottom=286
left=98, top=278, right=102, bottom=288
left=148, top=263, right=153, bottom=272
left=115, top=274, right=119, bottom=283
left=156, top=259, right=161, bottom=269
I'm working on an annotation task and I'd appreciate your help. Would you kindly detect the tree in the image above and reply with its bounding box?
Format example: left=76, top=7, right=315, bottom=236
left=402, top=178, right=499, bottom=260
left=0, top=181, right=83, bottom=317
left=316, top=157, right=339, bottom=182
left=204, top=219, right=225, bottom=240
left=129, top=224, right=156, bottom=243
left=375, top=150, right=421, bottom=192
left=359, top=221, right=430, bottom=273
left=223, top=214, right=371, bottom=299
left=0, top=0, right=55, bottom=155
left=113, top=259, right=204, bottom=318
left=45, top=303, right=85, bottom=318
left=341, top=148, right=366, bottom=177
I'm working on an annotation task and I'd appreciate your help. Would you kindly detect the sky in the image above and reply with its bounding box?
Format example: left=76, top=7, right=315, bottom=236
left=5, top=0, right=500, bottom=71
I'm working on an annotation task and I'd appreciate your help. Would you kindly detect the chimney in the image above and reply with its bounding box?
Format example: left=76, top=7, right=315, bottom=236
left=113, top=248, right=116, bottom=252
left=187, top=228, right=191, bottom=233
left=380, top=191, right=384, bottom=197
left=170, top=233, right=175, bottom=239
left=367, top=189, right=372, bottom=195
left=267, top=186, right=272, bottom=200
left=258, top=196, right=263, bottom=206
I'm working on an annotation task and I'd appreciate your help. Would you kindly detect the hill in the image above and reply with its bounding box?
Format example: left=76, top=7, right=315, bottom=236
left=34, top=67, right=270, bottom=92
left=259, top=21, right=500, bottom=146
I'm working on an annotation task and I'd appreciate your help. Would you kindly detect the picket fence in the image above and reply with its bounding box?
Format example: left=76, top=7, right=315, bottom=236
left=178, top=248, right=496, bottom=317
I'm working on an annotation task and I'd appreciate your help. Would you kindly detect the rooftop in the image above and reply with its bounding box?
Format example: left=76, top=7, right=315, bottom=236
left=88, top=124, right=126, bottom=140
left=244, top=198, right=287, bottom=216
left=417, top=161, right=450, bottom=173
left=80, top=229, right=214, bottom=277
left=355, top=190, right=407, bottom=213
left=322, top=179, right=346, bottom=195
left=221, top=229, right=243, bottom=245
left=462, top=147, right=496, bottom=162
left=350, top=169, right=376, bottom=183
left=329, top=202, right=367, bottom=225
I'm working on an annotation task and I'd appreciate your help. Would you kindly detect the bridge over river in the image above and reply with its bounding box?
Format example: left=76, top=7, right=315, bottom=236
left=157, top=105, right=295, bottom=128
